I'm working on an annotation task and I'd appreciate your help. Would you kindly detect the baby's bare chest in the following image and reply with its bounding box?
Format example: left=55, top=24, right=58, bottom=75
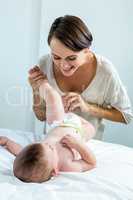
left=57, top=143, right=79, bottom=169
left=58, top=143, right=74, bottom=161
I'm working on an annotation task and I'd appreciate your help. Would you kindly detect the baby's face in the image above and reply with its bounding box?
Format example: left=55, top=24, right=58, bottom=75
left=42, top=143, right=59, bottom=172
left=42, top=142, right=54, bottom=155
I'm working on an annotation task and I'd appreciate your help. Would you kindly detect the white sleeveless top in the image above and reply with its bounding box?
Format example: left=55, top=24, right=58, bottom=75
left=38, top=54, right=133, bottom=139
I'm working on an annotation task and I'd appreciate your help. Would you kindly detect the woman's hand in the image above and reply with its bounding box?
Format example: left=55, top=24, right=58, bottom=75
left=62, top=92, right=89, bottom=113
left=28, top=66, right=46, bottom=91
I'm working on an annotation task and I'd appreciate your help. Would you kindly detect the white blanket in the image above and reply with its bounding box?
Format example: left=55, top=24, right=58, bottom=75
left=0, top=128, right=133, bottom=200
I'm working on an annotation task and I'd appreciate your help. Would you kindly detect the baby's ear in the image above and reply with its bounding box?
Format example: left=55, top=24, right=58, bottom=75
left=51, top=168, right=59, bottom=177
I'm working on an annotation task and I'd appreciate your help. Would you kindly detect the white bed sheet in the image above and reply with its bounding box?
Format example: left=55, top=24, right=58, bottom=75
left=0, top=128, right=133, bottom=200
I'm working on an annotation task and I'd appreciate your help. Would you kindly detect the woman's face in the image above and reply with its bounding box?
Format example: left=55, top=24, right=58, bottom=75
left=50, top=37, right=89, bottom=77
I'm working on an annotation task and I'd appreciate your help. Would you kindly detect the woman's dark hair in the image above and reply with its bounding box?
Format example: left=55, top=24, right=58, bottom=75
left=48, top=15, right=93, bottom=51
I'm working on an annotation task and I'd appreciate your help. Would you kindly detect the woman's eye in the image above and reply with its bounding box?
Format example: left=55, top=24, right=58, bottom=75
left=53, top=57, right=60, bottom=60
left=68, top=57, right=76, bottom=61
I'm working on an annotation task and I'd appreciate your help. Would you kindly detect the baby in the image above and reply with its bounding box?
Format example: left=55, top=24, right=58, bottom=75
left=0, top=71, right=96, bottom=183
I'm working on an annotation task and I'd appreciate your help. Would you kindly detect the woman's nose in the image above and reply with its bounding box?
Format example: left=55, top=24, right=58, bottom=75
left=60, top=59, right=70, bottom=69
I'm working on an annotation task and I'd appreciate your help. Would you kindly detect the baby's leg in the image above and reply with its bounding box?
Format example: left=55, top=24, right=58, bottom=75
left=39, top=81, right=65, bottom=124
left=79, top=117, right=96, bottom=141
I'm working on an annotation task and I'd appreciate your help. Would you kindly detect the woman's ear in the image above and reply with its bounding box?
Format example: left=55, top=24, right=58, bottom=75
left=83, top=48, right=89, bottom=54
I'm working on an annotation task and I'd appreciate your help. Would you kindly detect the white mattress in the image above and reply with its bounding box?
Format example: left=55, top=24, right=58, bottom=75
left=0, top=128, right=133, bottom=200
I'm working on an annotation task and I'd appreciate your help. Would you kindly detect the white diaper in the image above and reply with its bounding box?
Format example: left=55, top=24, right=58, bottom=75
left=46, top=112, right=83, bottom=137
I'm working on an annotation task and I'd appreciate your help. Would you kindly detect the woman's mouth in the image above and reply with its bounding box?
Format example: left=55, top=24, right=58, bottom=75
left=63, top=66, right=75, bottom=72
left=61, top=66, right=77, bottom=76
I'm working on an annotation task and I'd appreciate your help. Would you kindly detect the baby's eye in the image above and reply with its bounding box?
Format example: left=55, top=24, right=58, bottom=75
left=49, top=145, right=54, bottom=150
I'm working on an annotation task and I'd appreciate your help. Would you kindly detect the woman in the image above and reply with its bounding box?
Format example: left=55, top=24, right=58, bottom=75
left=29, top=15, right=133, bottom=139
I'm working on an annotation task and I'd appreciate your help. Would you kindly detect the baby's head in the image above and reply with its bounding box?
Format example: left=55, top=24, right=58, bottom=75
left=13, top=143, right=59, bottom=183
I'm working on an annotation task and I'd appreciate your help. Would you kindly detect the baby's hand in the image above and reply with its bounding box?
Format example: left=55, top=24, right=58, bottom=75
left=61, top=135, right=80, bottom=149
left=0, top=136, right=8, bottom=146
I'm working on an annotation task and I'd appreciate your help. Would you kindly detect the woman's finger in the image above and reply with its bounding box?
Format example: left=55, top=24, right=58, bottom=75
left=28, top=65, right=40, bottom=74
left=33, top=74, right=45, bottom=81
left=66, top=96, right=79, bottom=108
left=69, top=102, right=80, bottom=111
left=64, top=95, right=78, bottom=107
left=63, top=92, right=78, bottom=100
left=29, top=71, right=44, bottom=79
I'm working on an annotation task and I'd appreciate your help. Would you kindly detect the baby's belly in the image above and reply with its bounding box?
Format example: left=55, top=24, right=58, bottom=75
left=50, top=126, right=81, bottom=140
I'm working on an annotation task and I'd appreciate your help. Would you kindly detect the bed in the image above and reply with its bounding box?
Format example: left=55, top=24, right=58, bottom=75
left=0, top=128, right=133, bottom=200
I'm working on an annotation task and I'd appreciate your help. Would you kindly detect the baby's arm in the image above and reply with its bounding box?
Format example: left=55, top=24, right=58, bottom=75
left=61, top=135, right=96, bottom=172
left=79, top=116, right=96, bottom=141
left=0, top=136, right=22, bottom=156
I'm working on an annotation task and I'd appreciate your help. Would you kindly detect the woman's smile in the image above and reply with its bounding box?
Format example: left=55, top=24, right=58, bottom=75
left=61, top=65, right=77, bottom=76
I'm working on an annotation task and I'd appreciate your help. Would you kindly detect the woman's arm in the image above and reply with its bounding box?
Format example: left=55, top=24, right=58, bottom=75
left=63, top=93, right=126, bottom=123
left=28, top=66, right=46, bottom=121
left=86, top=103, right=126, bottom=123
left=32, top=89, right=46, bottom=121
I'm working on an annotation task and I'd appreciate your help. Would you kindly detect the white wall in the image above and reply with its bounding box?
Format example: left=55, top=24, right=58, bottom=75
left=0, top=0, right=41, bottom=131
left=39, top=0, right=133, bottom=147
